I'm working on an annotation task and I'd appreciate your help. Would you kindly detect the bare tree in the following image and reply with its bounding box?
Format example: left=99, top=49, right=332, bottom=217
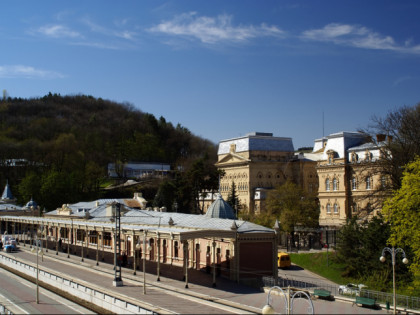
left=362, top=102, right=420, bottom=189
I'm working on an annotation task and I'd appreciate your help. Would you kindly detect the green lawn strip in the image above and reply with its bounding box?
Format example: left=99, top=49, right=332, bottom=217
left=289, top=252, right=350, bottom=285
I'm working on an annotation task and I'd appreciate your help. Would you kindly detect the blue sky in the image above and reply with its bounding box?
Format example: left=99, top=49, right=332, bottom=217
left=1, top=1, right=420, bottom=149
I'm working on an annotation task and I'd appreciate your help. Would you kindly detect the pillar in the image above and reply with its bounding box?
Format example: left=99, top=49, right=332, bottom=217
left=212, top=239, right=216, bottom=287
left=184, top=241, right=189, bottom=289
left=157, top=233, right=160, bottom=281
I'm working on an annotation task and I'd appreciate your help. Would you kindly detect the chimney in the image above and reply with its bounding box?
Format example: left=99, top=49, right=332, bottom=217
left=376, top=134, right=386, bottom=142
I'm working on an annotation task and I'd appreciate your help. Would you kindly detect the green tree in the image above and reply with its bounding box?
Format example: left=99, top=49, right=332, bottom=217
left=335, top=214, right=412, bottom=292
left=383, top=156, right=420, bottom=292
left=18, top=171, right=41, bottom=206
left=185, top=155, right=222, bottom=214
left=266, top=181, right=319, bottom=243
left=153, top=179, right=176, bottom=210
left=226, top=181, right=240, bottom=216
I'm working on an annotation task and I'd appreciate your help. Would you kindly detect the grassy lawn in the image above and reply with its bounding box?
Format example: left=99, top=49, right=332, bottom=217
left=289, top=251, right=351, bottom=285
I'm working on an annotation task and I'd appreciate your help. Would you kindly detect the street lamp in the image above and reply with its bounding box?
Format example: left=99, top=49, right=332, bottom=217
left=30, top=234, right=43, bottom=304
left=380, top=246, right=409, bottom=314
left=262, top=286, right=314, bottom=315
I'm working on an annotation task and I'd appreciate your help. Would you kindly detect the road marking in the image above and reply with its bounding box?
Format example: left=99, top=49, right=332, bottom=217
left=41, top=290, right=90, bottom=314
left=0, top=292, right=29, bottom=314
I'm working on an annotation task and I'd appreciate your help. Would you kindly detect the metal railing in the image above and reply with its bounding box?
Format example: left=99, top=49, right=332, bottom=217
left=0, top=304, right=13, bottom=315
left=262, top=276, right=420, bottom=310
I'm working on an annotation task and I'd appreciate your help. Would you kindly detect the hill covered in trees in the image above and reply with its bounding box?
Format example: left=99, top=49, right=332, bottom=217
left=0, top=93, right=217, bottom=210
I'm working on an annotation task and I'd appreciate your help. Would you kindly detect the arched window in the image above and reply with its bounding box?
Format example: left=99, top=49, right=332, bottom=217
left=334, top=203, right=339, bottom=213
left=366, top=177, right=372, bottom=190
left=351, top=177, right=357, bottom=190
left=381, top=176, right=387, bottom=188
left=352, top=202, right=358, bottom=213
left=325, top=178, right=330, bottom=191
left=333, top=178, right=338, bottom=191
left=326, top=203, right=331, bottom=213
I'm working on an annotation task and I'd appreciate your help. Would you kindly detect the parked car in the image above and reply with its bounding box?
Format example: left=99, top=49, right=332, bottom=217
left=338, top=283, right=366, bottom=296
left=2, top=235, right=17, bottom=252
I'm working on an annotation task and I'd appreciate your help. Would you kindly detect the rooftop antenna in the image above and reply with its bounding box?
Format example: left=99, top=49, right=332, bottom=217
left=322, top=111, right=325, bottom=138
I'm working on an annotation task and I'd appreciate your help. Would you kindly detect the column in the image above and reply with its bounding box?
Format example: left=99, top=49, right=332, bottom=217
left=132, top=231, right=136, bottom=275
left=184, top=241, right=189, bottom=289
left=96, top=230, right=99, bottom=266
left=101, top=229, right=105, bottom=262
left=157, top=233, right=161, bottom=281
left=212, top=239, right=216, bottom=287
left=56, top=226, right=59, bottom=255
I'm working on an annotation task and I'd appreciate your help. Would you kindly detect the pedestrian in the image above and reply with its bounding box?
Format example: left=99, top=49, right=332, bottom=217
left=58, top=238, right=62, bottom=251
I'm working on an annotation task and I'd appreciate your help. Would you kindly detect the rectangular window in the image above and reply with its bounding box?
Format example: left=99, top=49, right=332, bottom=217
left=103, top=232, right=112, bottom=246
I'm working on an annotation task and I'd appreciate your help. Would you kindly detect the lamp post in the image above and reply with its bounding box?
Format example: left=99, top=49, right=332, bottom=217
left=380, top=246, right=409, bottom=314
left=262, top=286, right=314, bottom=314
left=30, top=233, right=42, bottom=304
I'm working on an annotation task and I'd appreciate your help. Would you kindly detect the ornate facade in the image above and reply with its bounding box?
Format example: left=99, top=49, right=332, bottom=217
left=0, top=191, right=278, bottom=284
left=214, top=132, right=318, bottom=214
left=212, top=131, right=391, bottom=246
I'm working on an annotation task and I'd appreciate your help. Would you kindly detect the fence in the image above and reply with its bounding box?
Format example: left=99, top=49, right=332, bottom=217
left=0, top=304, right=13, bottom=315
left=262, top=276, right=420, bottom=311
left=0, top=254, right=160, bottom=314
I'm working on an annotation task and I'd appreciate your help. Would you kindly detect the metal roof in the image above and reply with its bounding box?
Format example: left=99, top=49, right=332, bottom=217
left=204, top=195, right=236, bottom=220
left=1, top=181, right=14, bottom=201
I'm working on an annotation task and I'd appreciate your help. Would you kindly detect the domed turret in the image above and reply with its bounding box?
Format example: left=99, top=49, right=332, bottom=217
left=204, top=194, right=236, bottom=220
left=25, top=197, right=38, bottom=209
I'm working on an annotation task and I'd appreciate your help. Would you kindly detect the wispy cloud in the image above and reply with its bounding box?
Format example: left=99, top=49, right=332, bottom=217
left=301, top=23, right=420, bottom=54
left=0, top=65, right=65, bottom=79
left=393, top=76, right=413, bottom=87
left=149, top=12, right=285, bottom=44
left=36, top=24, right=81, bottom=38
left=82, top=17, right=137, bottom=41
left=29, top=15, right=138, bottom=50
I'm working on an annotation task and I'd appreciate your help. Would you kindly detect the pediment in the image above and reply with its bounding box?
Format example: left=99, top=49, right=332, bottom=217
left=216, top=153, right=250, bottom=165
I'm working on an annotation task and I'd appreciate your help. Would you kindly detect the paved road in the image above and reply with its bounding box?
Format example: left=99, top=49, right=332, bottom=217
left=279, top=263, right=339, bottom=288
left=1, top=246, right=391, bottom=314
left=0, top=266, right=95, bottom=314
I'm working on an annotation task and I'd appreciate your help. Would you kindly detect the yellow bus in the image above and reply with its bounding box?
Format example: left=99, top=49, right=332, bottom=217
left=277, top=252, right=291, bottom=269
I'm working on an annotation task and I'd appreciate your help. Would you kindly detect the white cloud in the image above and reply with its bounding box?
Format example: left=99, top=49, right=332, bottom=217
left=37, top=24, right=81, bottom=38
left=149, top=12, right=285, bottom=44
left=0, top=65, right=65, bottom=79
left=301, top=23, right=420, bottom=54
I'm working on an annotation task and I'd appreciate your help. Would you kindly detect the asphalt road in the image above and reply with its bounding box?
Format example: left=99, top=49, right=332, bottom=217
left=0, top=267, right=95, bottom=314
left=279, top=263, right=339, bottom=288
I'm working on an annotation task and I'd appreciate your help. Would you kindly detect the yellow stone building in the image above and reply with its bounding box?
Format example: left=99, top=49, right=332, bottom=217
left=214, top=132, right=318, bottom=215
left=211, top=131, right=390, bottom=246
left=315, top=132, right=389, bottom=229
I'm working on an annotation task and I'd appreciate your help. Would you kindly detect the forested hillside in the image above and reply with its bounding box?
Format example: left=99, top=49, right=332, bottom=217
left=0, top=93, right=217, bottom=210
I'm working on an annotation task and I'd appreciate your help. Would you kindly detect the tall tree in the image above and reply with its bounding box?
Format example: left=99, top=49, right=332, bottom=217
left=186, top=155, right=222, bottom=214
left=266, top=181, right=319, bottom=243
left=383, top=156, right=420, bottom=292
left=364, top=103, right=420, bottom=189
left=226, top=181, right=240, bottom=216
